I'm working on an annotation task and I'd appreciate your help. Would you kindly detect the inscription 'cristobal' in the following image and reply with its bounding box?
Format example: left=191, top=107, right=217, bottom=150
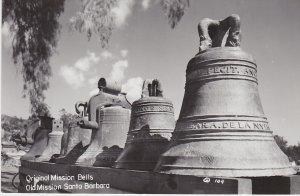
left=187, top=65, right=257, bottom=81
left=133, top=105, right=174, bottom=114
left=177, top=121, right=270, bottom=131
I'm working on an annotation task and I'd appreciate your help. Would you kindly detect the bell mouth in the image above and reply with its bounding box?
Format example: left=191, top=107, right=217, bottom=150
left=155, top=138, right=296, bottom=177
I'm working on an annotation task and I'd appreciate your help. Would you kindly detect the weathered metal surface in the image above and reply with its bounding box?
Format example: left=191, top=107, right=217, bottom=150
left=154, top=15, right=296, bottom=177
left=35, top=120, right=64, bottom=162
left=94, top=146, right=124, bottom=167
left=98, top=77, right=122, bottom=95
left=60, top=127, right=69, bottom=156
left=77, top=120, right=99, bottom=129
left=20, top=116, right=53, bottom=161
left=141, top=79, right=163, bottom=98
left=93, top=106, right=131, bottom=166
left=55, top=121, right=91, bottom=164
left=114, top=79, right=175, bottom=171
left=76, top=106, right=131, bottom=166
left=75, top=77, right=131, bottom=166
left=198, top=14, right=241, bottom=52
left=84, top=78, right=131, bottom=123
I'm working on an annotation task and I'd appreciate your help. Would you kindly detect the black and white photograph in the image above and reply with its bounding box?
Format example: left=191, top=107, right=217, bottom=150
left=1, top=0, right=300, bottom=194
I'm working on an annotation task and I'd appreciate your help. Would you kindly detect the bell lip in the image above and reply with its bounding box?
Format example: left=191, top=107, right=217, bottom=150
left=154, top=138, right=295, bottom=178
left=155, top=167, right=297, bottom=178
left=188, top=47, right=255, bottom=70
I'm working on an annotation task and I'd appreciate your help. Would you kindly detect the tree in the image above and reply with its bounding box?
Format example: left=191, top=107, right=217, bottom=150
left=70, top=0, right=117, bottom=48
left=1, top=115, right=27, bottom=142
left=2, top=0, right=65, bottom=117
left=274, top=135, right=300, bottom=164
left=59, top=109, right=78, bottom=131
left=30, top=102, right=51, bottom=119
left=161, top=0, right=189, bottom=28
left=70, top=0, right=189, bottom=47
left=286, top=143, right=300, bottom=164
left=2, top=0, right=189, bottom=117
left=274, top=134, right=288, bottom=154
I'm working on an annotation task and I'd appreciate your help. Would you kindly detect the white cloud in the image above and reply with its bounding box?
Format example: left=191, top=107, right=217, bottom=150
left=74, top=51, right=100, bottom=71
left=112, top=0, right=135, bottom=27
left=59, top=65, right=85, bottom=88
left=141, top=0, right=151, bottom=10
left=89, top=88, right=99, bottom=96
left=121, top=49, right=128, bottom=58
left=100, top=50, right=113, bottom=59
left=122, top=77, right=144, bottom=103
left=88, top=76, right=99, bottom=86
left=108, top=60, right=128, bottom=82
left=60, top=51, right=130, bottom=89
left=2, top=22, right=10, bottom=37
left=2, top=22, right=13, bottom=48
left=60, top=51, right=100, bottom=88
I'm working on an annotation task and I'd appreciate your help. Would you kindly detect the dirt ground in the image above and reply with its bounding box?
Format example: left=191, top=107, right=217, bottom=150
left=1, top=146, right=25, bottom=193
left=1, top=166, right=19, bottom=193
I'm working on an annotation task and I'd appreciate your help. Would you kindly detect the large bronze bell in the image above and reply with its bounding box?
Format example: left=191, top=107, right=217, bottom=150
left=113, top=79, right=175, bottom=171
left=93, top=105, right=131, bottom=167
left=155, top=15, right=296, bottom=177
left=75, top=78, right=131, bottom=166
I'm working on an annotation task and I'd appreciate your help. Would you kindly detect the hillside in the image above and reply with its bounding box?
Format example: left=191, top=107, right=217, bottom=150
left=1, top=114, right=38, bottom=143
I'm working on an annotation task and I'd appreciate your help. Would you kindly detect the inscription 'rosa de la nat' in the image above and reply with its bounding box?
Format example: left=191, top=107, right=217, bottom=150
left=177, top=121, right=270, bottom=131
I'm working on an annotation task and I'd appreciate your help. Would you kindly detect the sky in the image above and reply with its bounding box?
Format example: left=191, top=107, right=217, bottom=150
left=1, top=0, right=300, bottom=145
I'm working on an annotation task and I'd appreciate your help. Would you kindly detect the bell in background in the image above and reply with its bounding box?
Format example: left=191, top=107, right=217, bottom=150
left=93, top=105, right=131, bottom=167
left=35, top=120, right=64, bottom=162
left=59, top=124, right=69, bottom=156
left=75, top=78, right=131, bottom=166
left=113, top=79, right=175, bottom=171
left=155, top=15, right=296, bottom=177
left=20, top=116, right=53, bottom=161
left=55, top=119, right=92, bottom=164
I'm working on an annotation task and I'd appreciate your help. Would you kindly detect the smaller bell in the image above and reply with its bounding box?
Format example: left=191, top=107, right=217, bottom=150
left=59, top=126, right=69, bottom=156
left=113, top=79, right=175, bottom=171
left=55, top=120, right=91, bottom=164
left=35, top=120, right=64, bottom=162
left=93, top=106, right=131, bottom=167
left=20, top=116, right=53, bottom=161
left=75, top=78, right=131, bottom=166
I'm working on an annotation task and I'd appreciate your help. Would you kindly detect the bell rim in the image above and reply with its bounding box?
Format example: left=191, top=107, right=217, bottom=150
left=155, top=167, right=296, bottom=178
